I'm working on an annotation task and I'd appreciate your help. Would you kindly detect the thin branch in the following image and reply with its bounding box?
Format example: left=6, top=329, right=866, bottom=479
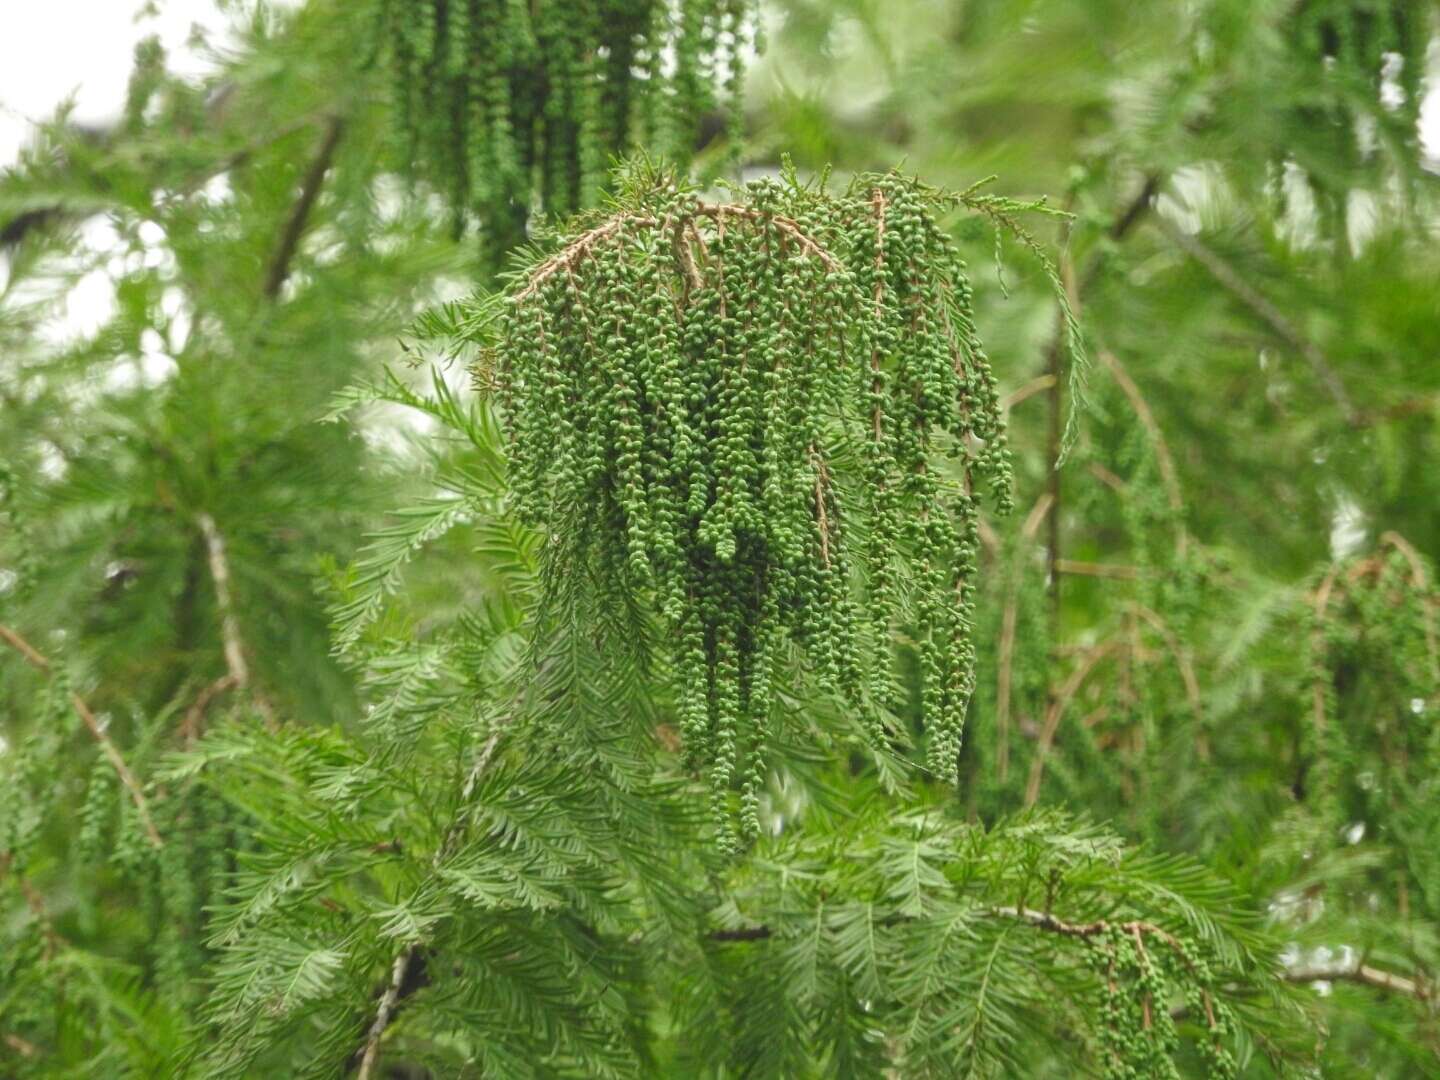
left=0, top=853, right=62, bottom=959
left=1087, top=462, right=1127, bottom=493
left=1353, top=393, right=1440, bottom=427
left=198, top=513, right=249, bottom=688
left=710, top=925, right=774, bottom=942
left=811, top=447, right=833, bottom=569
left=690, top=204, right=840, bottom=270
left=1019, top=173, right=1158, bottom=642
left=1099, top=349, right=1187, bottom=557
left=352, top=729, right=503, bottom=1078
left=1054, top=560, right=1141, bottom=580
left=1107, top=175, right=1160, bottom=249
left=0, top=623, right=48, bottom=668
left=262, top=114, right=344, bottom=301
left=1001, top=373, right=1056, bottom=411
left=0, top=624, right=163, bottom=848
left=515, top=215, right=657, bottom=301
left=1025, top=640, right=1119, bottom=808
left=709, top=905, right=1190, bottom=956
left=990, top=906, right=1188, bottom=959
left=195, top=513, right=275, bottom=733
left=180, top=673, right=238, bottom=745
left=1, top=108, right=329, bottom=248
left=1286, top=961, right=1430, bottom=1001
left=1042, top=219, right=1075, bottom=637
left=173, top=112, right=329, bottom=198
left=1154, top=216, right=1358, bottom=424
left=1129, top=602, right=1205, bottom=736
left=354, top=952, right=413, bottom=1080
left=513, top=202, right=841, bottom=303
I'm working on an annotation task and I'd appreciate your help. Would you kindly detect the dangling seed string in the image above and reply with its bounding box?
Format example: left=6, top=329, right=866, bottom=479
left=492, top=174, right=1015, bottom=839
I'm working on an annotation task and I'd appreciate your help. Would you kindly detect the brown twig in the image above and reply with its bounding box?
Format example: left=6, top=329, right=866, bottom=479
left=1099, top=349, right=1187, bottom=557
left=1054, top=560, right=1141, bottom=580
left=354, top=951, right=413, bottom=1080
left=869, top=189, right=888, bottom=442
left=262, top=114, right=344, bottom=301
left=3, top=1032, right=39, bottom=1059
left=714, top=905, right=1189, bottom=954
left=1086, top=462, right=1127, bottom=493
left=180, top=673, right=239, bottom=745
left=198, top=514, right=249, bottom=689
left=513, top=203, right=841, bottom=304
left=710, top=925, right=775, bottom=942
left=1001, top=373, right=1056, bottom=411
left=1353, top=394, right=1440, bottom=427
left=991, top=906, right=1187, bottom=957
left=1108, top=175, right=1161, bottom=248
left=1025, top=640, right=1119, bottom=807
left=173, top=111, right=332, bottom=198
left=709, top=902, right=1201, bottom=989
left=1133, top=924, right=1155, bottom=1030
left=1129, top=603, right=1205, bottom=737
left=1286, top=961, right=1431, bottom=1001
left=1023, top=174, right=1160, bottom=639
left=515, top=216, right=657, bottom=301
left=690, top=204, right=840, bottom=271
left=0, top=625, right=162, bottom=848
left=670, top=214, right=704, bottom=294
left=195, top=513, right=276, bottom=733
left=1043, top=265, right=1070, bottom=637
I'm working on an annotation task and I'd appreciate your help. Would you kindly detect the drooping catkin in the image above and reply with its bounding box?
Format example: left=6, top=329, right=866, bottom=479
left=370, top=0, right=754, bottom=267
left=489, top=166, right=1014, bottom=841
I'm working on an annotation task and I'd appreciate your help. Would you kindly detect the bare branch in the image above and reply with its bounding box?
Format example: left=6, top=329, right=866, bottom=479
left=198, top=513, right=249, bottom=688
left=1054, top=560, right=1141, bottom=580
left=354, top=951, right=413, bottom=1080
left=195, top=513, right=276, bottom=732
left=1286, top=962, right=1430, bottom=1001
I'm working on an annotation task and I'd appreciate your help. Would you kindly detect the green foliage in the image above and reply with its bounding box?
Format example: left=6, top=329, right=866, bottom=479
left=2, top=0, right=1439, bottom=1076
left=369, top=0, right=756, bottom=265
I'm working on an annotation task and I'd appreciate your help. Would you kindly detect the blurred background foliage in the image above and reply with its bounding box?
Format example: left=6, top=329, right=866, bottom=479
left=1, top=0, right=1438, bottom=1075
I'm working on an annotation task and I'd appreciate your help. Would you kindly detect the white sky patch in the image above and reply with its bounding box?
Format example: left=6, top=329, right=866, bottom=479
left=1329, top=494, right=1367, bottom=559
left=0, top=0, right=229, bottom=167
left=1425, top=37, right=1440, bottom=166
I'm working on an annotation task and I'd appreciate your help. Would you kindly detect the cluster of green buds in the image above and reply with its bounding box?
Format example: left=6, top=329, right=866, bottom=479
left=1088, top=924, right=1236, bottom=1080
left=492, top=168, right=1012, bottom=845
left=368, top=0, right=753, bottom=265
